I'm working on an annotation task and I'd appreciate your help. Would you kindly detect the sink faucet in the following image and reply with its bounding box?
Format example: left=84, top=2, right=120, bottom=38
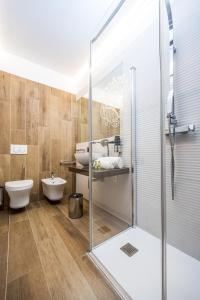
left=51, top=172, right=55, bottom=180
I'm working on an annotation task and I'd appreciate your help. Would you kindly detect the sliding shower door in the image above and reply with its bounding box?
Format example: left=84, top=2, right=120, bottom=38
left=88, top=0, right=200, bottom=299
left=89, top=1, right=163, bottom=299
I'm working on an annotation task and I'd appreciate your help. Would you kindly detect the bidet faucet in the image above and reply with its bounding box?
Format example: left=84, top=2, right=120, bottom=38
left=51, top=172, right=55, bottom=180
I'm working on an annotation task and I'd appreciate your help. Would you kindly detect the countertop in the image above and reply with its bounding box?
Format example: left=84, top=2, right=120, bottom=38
left=60, top=162, right=130, bottom=179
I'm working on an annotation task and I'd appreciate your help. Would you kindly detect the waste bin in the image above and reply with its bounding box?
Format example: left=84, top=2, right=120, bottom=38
left=68, top=193, right=83, bottom=219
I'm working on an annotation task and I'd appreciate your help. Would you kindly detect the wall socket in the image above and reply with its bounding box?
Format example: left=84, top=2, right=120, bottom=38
left=10, top=144, right=28, bottom=155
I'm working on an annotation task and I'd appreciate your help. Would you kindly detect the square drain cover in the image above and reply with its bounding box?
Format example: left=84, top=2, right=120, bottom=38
left=98, top=225, right=111, bottom=234
left=120, top=243, right=138, bottom=257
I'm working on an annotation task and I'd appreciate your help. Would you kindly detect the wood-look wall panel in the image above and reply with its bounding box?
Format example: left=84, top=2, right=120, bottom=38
left=51, top=139, right=61, bottom=176
left=39, top=127, right=51, bottom=173
left=0, top=71, right=77, bottom=200
left=0, top=71, right=119, bottom=201
left=11, top=129, right=26, bottom=144
left=61, top=121, right=73, bottom=161
left=81, top=124, right=89, bottom=142
left=0, top=155, right=10, bottom=185
left=50, top=87, right=63, bottom=98
left=81, top=98, right=88, bottom=124
left=0, top=101, right=10, bottom=154
left=62, top=92, right=72, bottom=121
left=60, top=121, right=68, bottom=160
left=26, top=80, right=39, bottom=100
left=10, top=75, right=26, bottom=131
left=26, top=98, right=39, bottom=145
left=26, top=81, right=39, bottom=145
left=50, top=97, right=61, bottom=140
left=72, top=118, right=79, bottom=145
left=26, top=146, right=39, bottom=201
left=10, top=155, right=26, bottom=181
left=71, top=94, right=78, bottom=119
left=0, top=71, right=10, bottom=102
left=39, top=85, right=51, bottom=127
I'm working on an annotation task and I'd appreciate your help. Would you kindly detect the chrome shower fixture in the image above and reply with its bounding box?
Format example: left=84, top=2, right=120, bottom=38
left=165, top=0, right=176, bottom=200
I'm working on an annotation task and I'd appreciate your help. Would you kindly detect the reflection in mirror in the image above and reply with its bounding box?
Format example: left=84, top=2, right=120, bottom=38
left=76, top=64, right=124, bottom=143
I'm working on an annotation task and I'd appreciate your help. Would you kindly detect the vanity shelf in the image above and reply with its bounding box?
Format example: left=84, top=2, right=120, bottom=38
left=60, top=162, right=130, bottom=179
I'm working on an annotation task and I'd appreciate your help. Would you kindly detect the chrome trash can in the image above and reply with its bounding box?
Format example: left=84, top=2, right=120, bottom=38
left=68, top=193, right=83, bottom=218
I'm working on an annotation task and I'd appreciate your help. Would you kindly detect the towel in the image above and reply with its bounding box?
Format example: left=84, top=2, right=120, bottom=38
left=93, top=157, right=124, bottom=169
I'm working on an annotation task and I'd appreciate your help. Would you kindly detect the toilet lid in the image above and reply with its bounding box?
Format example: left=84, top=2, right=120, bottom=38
left=5, top=179, right=33, bottom=188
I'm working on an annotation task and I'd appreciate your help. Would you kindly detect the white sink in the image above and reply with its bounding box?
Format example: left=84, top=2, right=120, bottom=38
left=74, top=152, right=89, bottom=166
left=74, top=152, right=103, bottom=166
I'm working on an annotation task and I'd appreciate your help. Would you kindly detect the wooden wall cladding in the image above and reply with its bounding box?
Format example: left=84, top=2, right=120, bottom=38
left=0, top=71, right=78, bottom=201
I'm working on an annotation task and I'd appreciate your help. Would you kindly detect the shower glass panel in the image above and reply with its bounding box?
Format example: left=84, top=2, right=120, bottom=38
left=90, top=60, right=133, bottom=248
left=89, top=0, right=162, bottom=299
left=162, top=0, right=200, bottom=299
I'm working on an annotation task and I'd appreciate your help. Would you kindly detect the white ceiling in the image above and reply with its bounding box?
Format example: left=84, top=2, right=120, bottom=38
left=0, top=0, right=116, bottom=78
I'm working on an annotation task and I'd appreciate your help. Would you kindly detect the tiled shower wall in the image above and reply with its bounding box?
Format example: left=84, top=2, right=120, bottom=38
left=165, top=0, right=200, bottom=260
left=135, top=0, right=200, bottom=260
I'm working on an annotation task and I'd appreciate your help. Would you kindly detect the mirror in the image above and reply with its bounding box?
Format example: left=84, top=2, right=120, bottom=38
left=76, top=65, right=123, bottom=143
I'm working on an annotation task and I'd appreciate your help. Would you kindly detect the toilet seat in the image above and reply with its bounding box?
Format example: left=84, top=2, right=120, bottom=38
left=5, top=179, right=33, bottom=209
left=5, top=179, right=33, bottom=191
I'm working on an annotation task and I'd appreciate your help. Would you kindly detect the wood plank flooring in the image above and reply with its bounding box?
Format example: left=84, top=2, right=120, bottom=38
left=1, top=199, right=128, bottom=300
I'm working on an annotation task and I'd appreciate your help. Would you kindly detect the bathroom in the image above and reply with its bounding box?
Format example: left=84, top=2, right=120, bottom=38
left=0, top=0, right=199, bottom=299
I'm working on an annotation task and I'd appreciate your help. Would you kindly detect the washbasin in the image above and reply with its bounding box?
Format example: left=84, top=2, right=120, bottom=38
left=74, top=152, right=103, bottom=166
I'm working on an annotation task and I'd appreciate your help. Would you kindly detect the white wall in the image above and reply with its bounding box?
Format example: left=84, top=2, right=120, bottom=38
left=0, top=50, right=76, bottom=93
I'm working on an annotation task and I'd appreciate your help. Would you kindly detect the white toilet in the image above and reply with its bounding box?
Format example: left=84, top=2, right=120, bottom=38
left=5, top=179, right=33, bottom=209
left=41, top=177, right=66, bottom=201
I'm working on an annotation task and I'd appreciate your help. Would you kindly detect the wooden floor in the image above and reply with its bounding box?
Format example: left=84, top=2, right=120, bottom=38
left=0, top=198, right=128, bottom=300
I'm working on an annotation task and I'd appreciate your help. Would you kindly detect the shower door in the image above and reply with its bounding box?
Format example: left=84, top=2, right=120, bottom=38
left=89, top=0, right=163, bottom=299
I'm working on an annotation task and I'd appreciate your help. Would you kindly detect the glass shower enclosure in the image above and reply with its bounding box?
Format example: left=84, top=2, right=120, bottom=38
left=88, top=0, right=200, bottom=299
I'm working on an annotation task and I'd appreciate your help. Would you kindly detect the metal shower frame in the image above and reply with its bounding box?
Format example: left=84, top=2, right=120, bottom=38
left=88, top=0, right=170, bottom=299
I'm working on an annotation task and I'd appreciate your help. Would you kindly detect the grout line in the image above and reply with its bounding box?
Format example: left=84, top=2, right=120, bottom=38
left=26, top=206, right=53, bottom=300
left=5, top=210, right=10, bottom=300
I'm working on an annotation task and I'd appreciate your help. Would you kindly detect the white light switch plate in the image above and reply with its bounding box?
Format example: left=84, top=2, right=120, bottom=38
left=10, top=144, right=28, bottom=155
